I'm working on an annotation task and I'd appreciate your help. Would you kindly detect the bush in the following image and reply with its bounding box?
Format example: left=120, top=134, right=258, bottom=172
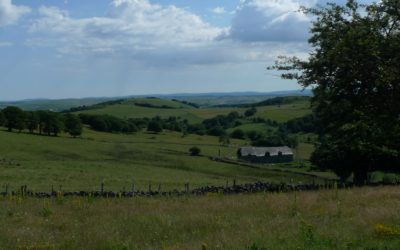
left=382, top=174, right=400, bottom=184
left=189, top=146, right=201, bottom=156
left=244, top=107, right=257, bottom=117
left=231, top=129, right=245, bottom=139
left=147, top=120, right=163, bottom=133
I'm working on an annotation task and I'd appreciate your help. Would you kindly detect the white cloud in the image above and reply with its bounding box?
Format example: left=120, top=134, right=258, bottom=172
left=211, top=7, right=226, bottom=14
left=229, top=0, right=316, bottom=42
left=27, top=0, right=310, bottom=66
left=0, top=0, right=30, bottom=27
left=29, top=1, right=226, bottom=54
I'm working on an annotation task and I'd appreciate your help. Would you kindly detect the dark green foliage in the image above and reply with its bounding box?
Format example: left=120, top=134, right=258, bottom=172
left=147, top=120, right=163, bottom=133
left=207, top=126, right=226, bottom=137
left=187, top=124, right=207, bottom=135
left=0, top=111, right=5, bottom=126
left=26, top=111, right=39, bottom=133
left=67, top=99, right=125, bottom=112
left=202, top=112, right=240, bottom=136
left=244, top=107, right=257, bottom=117
left=231, top=129, right=245, bottom=139
left=250, top=96, right=310, bottom=107
left=252, top=132, right=298, bottom=148
left=189, top=146, right=201, bottom=156
left=1, top=108, right=66, bottom=136
left=42, top=111, right=64, bottom=136
left=79, top=114, right=138, bottom=133
left=64, top=114, right=83, bottom=137
left=246, top=130, right=262, bottom=141
left=271, top=0, right=400, bottom=183
left=285, top=114, right=316, bottom=133
left=2, top=106, right=25, bottom=132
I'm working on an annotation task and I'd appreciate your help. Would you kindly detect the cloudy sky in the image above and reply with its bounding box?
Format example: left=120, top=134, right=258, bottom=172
left=0, top=0, right=372, bottom=100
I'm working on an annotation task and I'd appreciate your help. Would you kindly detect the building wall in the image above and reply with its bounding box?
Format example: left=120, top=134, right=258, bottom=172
left=239, top=155, right=293, bottom=164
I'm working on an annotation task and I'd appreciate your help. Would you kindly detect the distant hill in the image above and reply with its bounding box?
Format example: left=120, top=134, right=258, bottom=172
left=68, top=97, right=197, bottom=113
left=72, top=96, right=311, bottom=123
left=214, top=96, right=312, bottom=108
left=0, top=97, right=118, bottom=112
left=0, top=89, right=312, bottom=111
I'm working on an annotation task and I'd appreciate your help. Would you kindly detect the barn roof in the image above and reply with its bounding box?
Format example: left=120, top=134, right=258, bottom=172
left=239, top=146, right=293, bottom=157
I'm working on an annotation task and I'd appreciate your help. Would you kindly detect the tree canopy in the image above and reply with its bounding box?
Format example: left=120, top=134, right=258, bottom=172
left=271, top=0, right=400, bottom=183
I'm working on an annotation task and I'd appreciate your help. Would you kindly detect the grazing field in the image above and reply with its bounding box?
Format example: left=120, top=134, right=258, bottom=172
left=0, top=128, right=319, bottom=192
left=253, top=101, right=311, bottom=122
left=0, top=186, right=399, bottom=249
left=76, top=98, right=311, bottom=123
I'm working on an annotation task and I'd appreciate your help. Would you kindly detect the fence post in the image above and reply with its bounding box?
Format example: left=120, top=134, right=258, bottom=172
left=233, top=179, right=236, bottom=187
left=131, top=182, right=135, bottom=194
left=158, top=184, right=161, bottom=193
left=148, top=183, right=152, bottom=193
left=101, top=183, right=104, bottom=194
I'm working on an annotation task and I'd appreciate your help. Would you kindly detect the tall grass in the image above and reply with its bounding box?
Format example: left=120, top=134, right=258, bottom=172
left=0, top=186, right=399, bottom=249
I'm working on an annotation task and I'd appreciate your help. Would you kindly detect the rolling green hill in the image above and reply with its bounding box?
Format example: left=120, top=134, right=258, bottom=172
left=75, top=97, right=311, bottom=123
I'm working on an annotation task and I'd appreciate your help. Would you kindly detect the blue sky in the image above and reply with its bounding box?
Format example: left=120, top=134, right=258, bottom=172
left=0, top=0, right=372, bottom=100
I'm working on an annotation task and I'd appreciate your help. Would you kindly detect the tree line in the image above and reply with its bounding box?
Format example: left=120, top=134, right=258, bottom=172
left=0, top=106, right=82, bottom=137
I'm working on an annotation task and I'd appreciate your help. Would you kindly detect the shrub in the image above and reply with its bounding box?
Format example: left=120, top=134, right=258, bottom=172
left=231, top=129, right=245, bottom=139
left=244, top=107, right=257, bottom=117
left=147, top=120, right=163, bottom=133
left=189, top=146, right=201, bottom=156
left=382, top=174, right=399, bottom=184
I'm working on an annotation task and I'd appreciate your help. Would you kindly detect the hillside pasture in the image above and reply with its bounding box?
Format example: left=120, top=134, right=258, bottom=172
left=0, top=128, right=319, bottom=192
left=76, top=98, right=311, bottom=123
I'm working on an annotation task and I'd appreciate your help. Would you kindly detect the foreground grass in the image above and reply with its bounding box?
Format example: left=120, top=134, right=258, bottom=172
left=0, top=186, right=399, bottom=249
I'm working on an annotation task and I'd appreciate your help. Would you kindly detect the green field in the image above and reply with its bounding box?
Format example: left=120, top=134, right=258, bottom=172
left=76, top=98, right=311, bottom=123
left=0, top=128, right=320, bottom=192
left=1, top=186, right=399, bottom=249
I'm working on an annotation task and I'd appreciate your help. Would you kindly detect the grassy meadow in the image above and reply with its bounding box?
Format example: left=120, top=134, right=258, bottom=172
left=0, top=128, right=319, bottom=192
left=0, top=186, right=399, bottom=249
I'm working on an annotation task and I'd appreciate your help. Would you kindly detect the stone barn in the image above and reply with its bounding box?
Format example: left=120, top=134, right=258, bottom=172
left=237, top=146, right=294, bottom=163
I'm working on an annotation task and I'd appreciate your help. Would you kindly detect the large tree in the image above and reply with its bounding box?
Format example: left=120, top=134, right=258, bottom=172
left=2, top=106, right=25, bottom=132
left=64, top=113, right=83, bottom=137
left=271, top=0, right=400, bottom=184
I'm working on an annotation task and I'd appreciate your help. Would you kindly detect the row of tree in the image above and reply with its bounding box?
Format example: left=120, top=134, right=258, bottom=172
left=0, top=106, right=82, bottom=137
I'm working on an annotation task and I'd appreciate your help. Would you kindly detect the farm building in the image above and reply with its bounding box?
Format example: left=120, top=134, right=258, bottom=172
left=237, top=146, right=294, bottom=163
